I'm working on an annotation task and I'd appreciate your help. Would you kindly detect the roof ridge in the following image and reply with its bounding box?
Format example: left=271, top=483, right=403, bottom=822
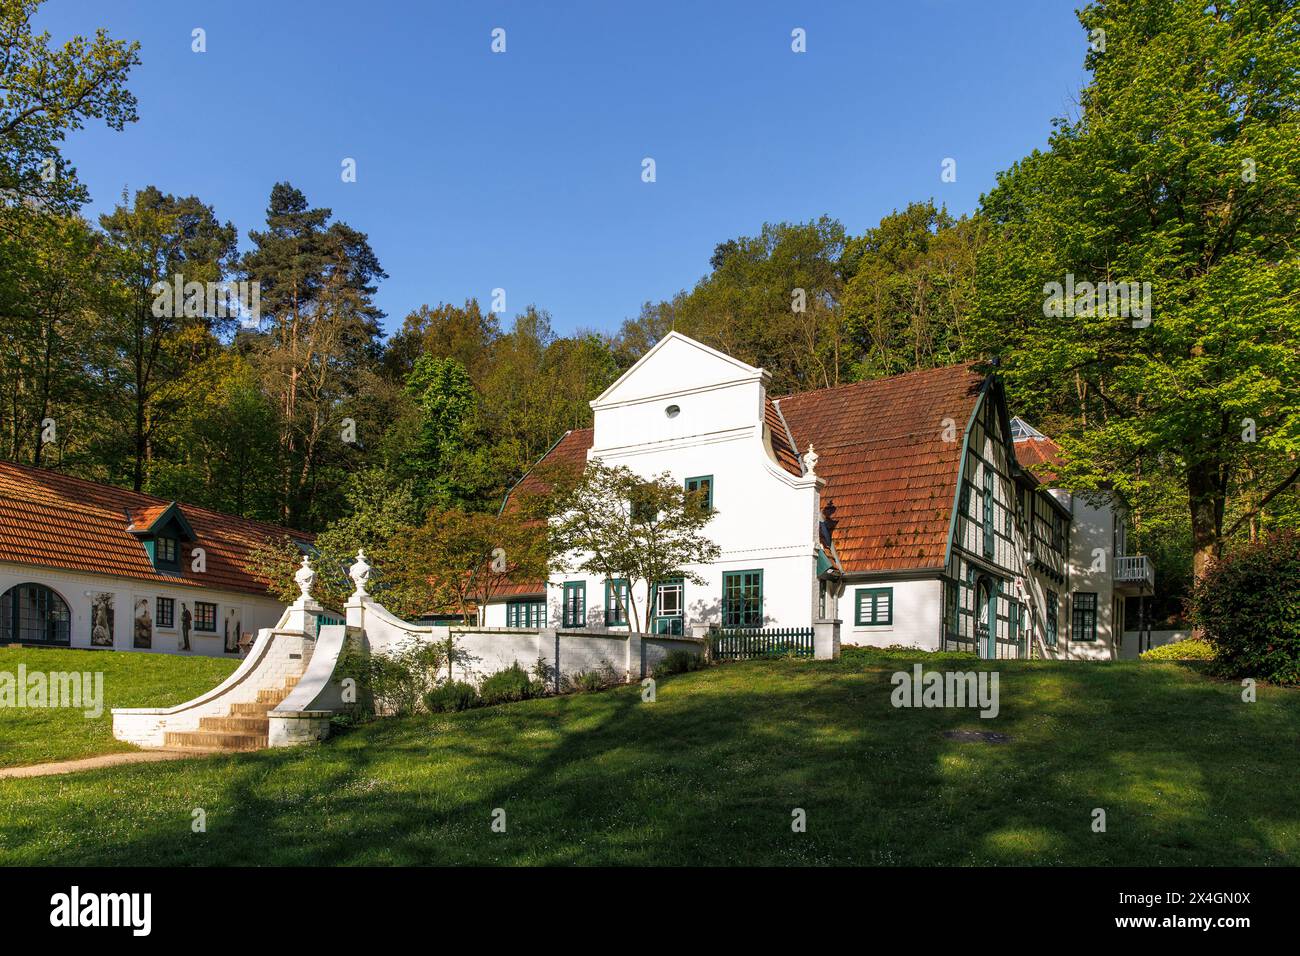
left=0, top=460, right=314, bottom=540
left=773, top=361, right=984, bottom=403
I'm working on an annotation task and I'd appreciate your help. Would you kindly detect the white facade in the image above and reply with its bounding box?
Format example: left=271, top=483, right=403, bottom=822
left=488, top=333, right=822, bottom=637
left=0, top=560, right=286, bottom=658
left=483, top=334, right=1153, bottom=661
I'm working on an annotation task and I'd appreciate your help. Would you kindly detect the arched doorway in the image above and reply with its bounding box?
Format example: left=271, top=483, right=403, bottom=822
left=0, top=583, right=72, bottom=645
left=974, top=575, right=997, bottom=659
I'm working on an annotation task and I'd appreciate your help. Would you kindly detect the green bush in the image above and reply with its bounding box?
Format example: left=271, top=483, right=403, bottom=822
left=424, top=680, right=480, bottom=713
left=1140, top=638, right=1215, bottom=661
left=1192, top=530, right=1300, bottom=686
left=334, top=637, right=448, bottom=718
left=563, top=660, right=621, bottom=693
left=479, top=662, right=540, bottom=705
left=653, top=648, right=706, bottom=677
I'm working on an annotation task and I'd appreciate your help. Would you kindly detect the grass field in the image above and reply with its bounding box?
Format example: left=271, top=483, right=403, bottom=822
left=0, top=646, right=1296, bottom=866
left=0, top=647, right=238, bottom=768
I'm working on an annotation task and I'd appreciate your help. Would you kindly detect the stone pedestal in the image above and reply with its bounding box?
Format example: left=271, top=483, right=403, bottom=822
left=814, top=619, right=841, bottom=660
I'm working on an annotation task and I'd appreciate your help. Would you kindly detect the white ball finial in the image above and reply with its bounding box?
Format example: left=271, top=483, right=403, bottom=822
left=349, top=549, right=372, bottom=598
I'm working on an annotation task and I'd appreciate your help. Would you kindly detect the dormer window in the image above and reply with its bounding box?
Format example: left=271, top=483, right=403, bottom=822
left=126, top=501, right=196, bottom=574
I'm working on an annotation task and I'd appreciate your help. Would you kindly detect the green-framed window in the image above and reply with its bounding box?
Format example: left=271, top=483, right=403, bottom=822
left=506, top=599, right=546, bottom=628
left=562, top=582, right=586, bottom=628
left=1045, top=590, right=1058, bottom=646
left=854, top=587, right=893, bottom=626
left=1072, top=591, right=1097, bottom=642
left=156, top=535, right=178, bottom=564
left=194, top=601, right=217, bottom=632
left=651, top=578, right=684, bottom=634
left=722, top=569, right=763, bottom=628
left=982, top=467, right=995, bottom=558
left=685, top=475, right=713, bottom=511
left=156, top=596, right=175, bottom=629
left=604, top=579, right=630, bottom=626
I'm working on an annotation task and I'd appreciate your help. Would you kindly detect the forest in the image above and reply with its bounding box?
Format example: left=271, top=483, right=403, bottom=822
left=2, top=0, right=1297, bottom=623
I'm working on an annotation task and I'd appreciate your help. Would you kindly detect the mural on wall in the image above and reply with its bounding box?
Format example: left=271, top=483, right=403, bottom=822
left=223, top=608, right=242, bottom=654
left=133, top=597, right=153, bottom=649
left=90, top=592, right=114, bottom=646
left=180, top=602, right=192, bottom=651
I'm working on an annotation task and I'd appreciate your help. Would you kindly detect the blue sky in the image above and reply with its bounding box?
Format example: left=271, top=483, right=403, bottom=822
left=39, top=0, right=1089, bottom=338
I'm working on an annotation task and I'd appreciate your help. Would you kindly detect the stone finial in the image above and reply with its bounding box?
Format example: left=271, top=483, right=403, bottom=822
left=802, top=444, right=819, bottom=476
left=294, top=554, right=315, bottom=602
left=349, top=549, right=372, bottom=598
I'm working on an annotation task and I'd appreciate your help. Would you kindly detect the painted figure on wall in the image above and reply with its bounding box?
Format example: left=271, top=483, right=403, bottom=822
left=133, top=597, right=152, bottom=649
left=223, top=610, right=238, bottom=654
left=180, top=603, right=191, bottom=651
left=90, top=593, right=114, bottom=647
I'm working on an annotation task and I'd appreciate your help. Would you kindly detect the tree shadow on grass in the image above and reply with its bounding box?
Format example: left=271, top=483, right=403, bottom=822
left=1, top=657, right=1296, bottom=866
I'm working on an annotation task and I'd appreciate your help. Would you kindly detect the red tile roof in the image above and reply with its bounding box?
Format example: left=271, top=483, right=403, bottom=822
left=1013, top=437, right=1063, bottom=484
left=0, top=461, right=313, bottom=597
left=507, top=364, right=990, bottom=581
left=765, top=399, right=803, bottom=476
left=503, top=428, right=592, bottom=512
left=776, top=363, right=987, bottom=573
left=493, top=429, right=594, bottom=597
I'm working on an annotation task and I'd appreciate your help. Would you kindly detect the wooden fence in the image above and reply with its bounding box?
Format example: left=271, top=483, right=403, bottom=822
left=709, top=626, right=815, bottom=661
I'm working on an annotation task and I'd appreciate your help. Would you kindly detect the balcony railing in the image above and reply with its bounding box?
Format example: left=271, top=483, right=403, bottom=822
left=1114, top=554, right=1155, bottom=589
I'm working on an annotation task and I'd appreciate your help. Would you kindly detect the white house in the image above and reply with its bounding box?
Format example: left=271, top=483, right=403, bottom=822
left=0, top=461, right=311, bottom=657
left=481, top=332, right=1155, bottom=660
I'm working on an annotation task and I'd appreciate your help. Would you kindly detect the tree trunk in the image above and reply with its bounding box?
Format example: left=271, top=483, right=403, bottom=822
left=1188, top=460, right=1221, bottom=581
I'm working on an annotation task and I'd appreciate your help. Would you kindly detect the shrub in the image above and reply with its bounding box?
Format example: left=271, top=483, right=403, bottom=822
left=424, top=680, right=480, bottom=713
left=479, top=662, right=540, bottom=704
left=653, top=648, right=706, bottom=677
left=1140, top=638, right=1215, bottom=661
left=334, top=636, right=447, bottom=717
left=1191, top=530, right=1300, bottom=686
left=562, top=660, right=621, bottom=693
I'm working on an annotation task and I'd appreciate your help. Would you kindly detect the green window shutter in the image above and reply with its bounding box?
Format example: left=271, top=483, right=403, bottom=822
left=854, top=587, right=893, bottom=626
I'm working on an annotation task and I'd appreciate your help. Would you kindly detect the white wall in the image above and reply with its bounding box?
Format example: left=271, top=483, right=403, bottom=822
left=490, top=333, right=823, bottom=632
left=1120, top=629, right=1191, bottom=660
left=0, top=560, right=286, bottom=658
left=835, top=577, right=942, bottom=650
left=1059, top=493, right=1121, bottom=660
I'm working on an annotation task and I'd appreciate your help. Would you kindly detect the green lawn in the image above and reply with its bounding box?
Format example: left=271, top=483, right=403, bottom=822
left=0, top=647, right=238, bottom=768
left=0, top=647, right=1297, bottom=866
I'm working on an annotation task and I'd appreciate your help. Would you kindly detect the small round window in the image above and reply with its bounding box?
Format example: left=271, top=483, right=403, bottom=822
left=665, top=404, right=680, bottom=418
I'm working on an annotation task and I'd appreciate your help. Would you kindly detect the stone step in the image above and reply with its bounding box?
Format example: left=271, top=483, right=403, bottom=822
left=199, top=715, right=270, bottom=734
left=164, top=730, right=268, bottom=752
left=228, top=701, right=275, bottom=716
left=256, top=688, right=289, bottom=704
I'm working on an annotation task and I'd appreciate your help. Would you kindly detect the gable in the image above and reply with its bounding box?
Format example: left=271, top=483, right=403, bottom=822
left=591, top=332, right=766, bottom=407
